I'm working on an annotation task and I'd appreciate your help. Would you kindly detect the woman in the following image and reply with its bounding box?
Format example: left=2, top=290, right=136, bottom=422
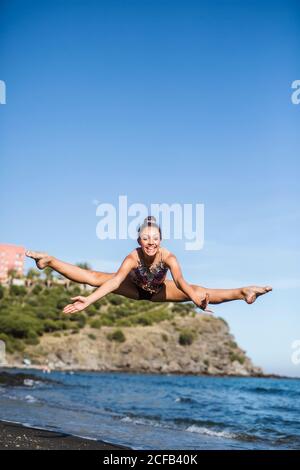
left=25, top=216, right=272, bottom=314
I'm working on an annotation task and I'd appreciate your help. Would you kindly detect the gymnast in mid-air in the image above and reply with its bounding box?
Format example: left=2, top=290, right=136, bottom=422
left=26, top=216, right=272, bottom=314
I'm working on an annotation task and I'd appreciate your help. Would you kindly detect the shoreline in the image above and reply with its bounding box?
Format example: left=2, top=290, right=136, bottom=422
left=0, top=419, right=132, bottom=450
left=1, top=365, right=298, bottom=381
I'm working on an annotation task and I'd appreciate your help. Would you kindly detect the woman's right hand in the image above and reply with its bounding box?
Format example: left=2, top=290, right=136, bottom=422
left=63, top=296, right=90, bottom=314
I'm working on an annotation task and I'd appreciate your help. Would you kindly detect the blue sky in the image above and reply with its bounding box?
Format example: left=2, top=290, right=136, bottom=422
left=0, top=0, right=299, bottom=376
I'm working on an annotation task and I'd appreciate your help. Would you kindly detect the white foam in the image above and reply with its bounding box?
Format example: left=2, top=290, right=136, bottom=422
left=24, top=395, right=38, bottom=403
left=186, top=424, right=235, bottom=439
left=120, top=415, right=168, bottom=429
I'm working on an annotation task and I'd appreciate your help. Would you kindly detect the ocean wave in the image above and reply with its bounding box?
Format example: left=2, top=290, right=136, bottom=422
left=120, top=413, right=214, bottom=431
left=186, top=425, right=261, bottom=442
left=174, top=397, right=198, bottom=404
left=120, top=415, right=170, bottom=429
left=120, top=414, right=249, bottom=442
left=241, top=386, right=298, bottom=397
left=6, top=393, right=39, bottom=404
left=186, top=425, right=236, bottom=439
left=25, top=394, right=38, bottom=403
left=274, top=434, right=300, bottom=445
left=23, top=379, right=42, bottom=387
left=119, top=413, right=263, bottom=444
left=172, top=416, right=226, bottom=428
left=120, top=414, right=232, bottom=437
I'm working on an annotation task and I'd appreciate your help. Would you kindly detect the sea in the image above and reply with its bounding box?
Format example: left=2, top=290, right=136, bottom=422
left=0, top=369, right=299, bottom=450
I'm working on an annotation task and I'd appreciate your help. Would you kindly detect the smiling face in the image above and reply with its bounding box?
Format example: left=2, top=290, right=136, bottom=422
left=138, top=226, right=161, bottom=257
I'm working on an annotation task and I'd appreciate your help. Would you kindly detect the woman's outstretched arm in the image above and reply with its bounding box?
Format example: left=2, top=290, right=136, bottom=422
left=165, top=254, right=213, bottom=313
left=62, top=255, right=136, bottom=314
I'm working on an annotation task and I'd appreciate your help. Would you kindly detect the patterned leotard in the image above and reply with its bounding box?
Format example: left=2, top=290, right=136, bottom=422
left=130, top=247, right=168, bottom=295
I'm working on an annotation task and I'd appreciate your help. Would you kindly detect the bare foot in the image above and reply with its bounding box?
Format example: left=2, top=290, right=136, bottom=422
left=25, top=250, right=52, bottom=270
left=243, top=285, right=272, bottom=304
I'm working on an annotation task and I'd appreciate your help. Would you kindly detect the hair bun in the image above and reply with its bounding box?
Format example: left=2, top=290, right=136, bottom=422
left=144, top=215, right=156, bottom=223
left=137, top=215, right=162, bottom=238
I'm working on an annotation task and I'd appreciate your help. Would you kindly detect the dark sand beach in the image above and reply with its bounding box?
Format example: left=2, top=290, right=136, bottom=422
left=0, top=420, right=132, bottom=450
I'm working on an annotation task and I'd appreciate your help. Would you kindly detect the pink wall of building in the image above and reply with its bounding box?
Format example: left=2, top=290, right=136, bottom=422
left=0, top=243, right=25, bottom=282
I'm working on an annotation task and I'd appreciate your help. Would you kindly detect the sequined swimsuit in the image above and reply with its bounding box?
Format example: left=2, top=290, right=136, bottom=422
left=130, top=248, right=168, bottom=299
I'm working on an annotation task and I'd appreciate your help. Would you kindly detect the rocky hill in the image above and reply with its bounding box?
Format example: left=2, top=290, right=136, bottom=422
left=6, top=308, right=262, bottom=376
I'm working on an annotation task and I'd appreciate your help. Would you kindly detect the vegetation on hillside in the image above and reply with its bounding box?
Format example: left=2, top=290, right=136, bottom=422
left=0, top=277, right=196, bottom=353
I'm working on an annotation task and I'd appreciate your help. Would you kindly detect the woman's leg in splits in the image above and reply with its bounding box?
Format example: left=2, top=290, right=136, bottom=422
left=151, top=280, right=272, bottom=305
left=26, top=251, right=112, bottom=287
left=26, top=251, right=272, bottom=305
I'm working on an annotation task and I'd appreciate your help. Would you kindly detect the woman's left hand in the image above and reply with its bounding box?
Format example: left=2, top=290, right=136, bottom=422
left=193, top=292, right=214, bottom=314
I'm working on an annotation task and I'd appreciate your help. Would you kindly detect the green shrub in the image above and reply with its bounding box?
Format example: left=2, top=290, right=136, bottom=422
left=95, top=298, right=107, bottom=307
left=27, top=298, right=39, bottom=307
left=0, top=314, right=43, bottom=339
left=108, top=294, right=124, bottom=306
left=86, top=304, right=98, bottom=316
left=120, top=308, right=171, bottom=327
left=0, top=333, right=10, bottom=343
left=0, top=285, right=4, bottom=299
left=178, top=329, right=195, bottom=346
left=69, top=313, right=86, bottom=327
left=107, top=329, right=126, bottom=343
left=97, top=316, right=115, bottom=327
left=0, top=332, right=25, bottom=353
left=90, top=319, right=102, bottom=329
left=0, top=299, right=10, bottom=311
left=56, top=298, right=70, bottom=310
left=114, top=317, right=134, bottom=327
left=171, top=303, right=195, bottom=316
left=24, top=335, right=40, bottom=345
left=59, top=320, right=73, bottom=330
left=43, top=319, right=62, bottom=332
left=9, top=285, right=27, bottom=297
left=134, top=315, right=153, bottom=326
left=6, top=338, right=25, bottom=353
left=32, top=284, right=43, bottom=295
left=229, top=352, right=245, bottom=364
left=36, top=307, right=59, bottom=320
left=88, top=333, right=97, bottom=340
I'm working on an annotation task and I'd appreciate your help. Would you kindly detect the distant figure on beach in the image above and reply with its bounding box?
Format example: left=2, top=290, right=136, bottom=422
left=42, top=364, right=51, bottom=374
left=26, top=216, right=272, bottom=315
